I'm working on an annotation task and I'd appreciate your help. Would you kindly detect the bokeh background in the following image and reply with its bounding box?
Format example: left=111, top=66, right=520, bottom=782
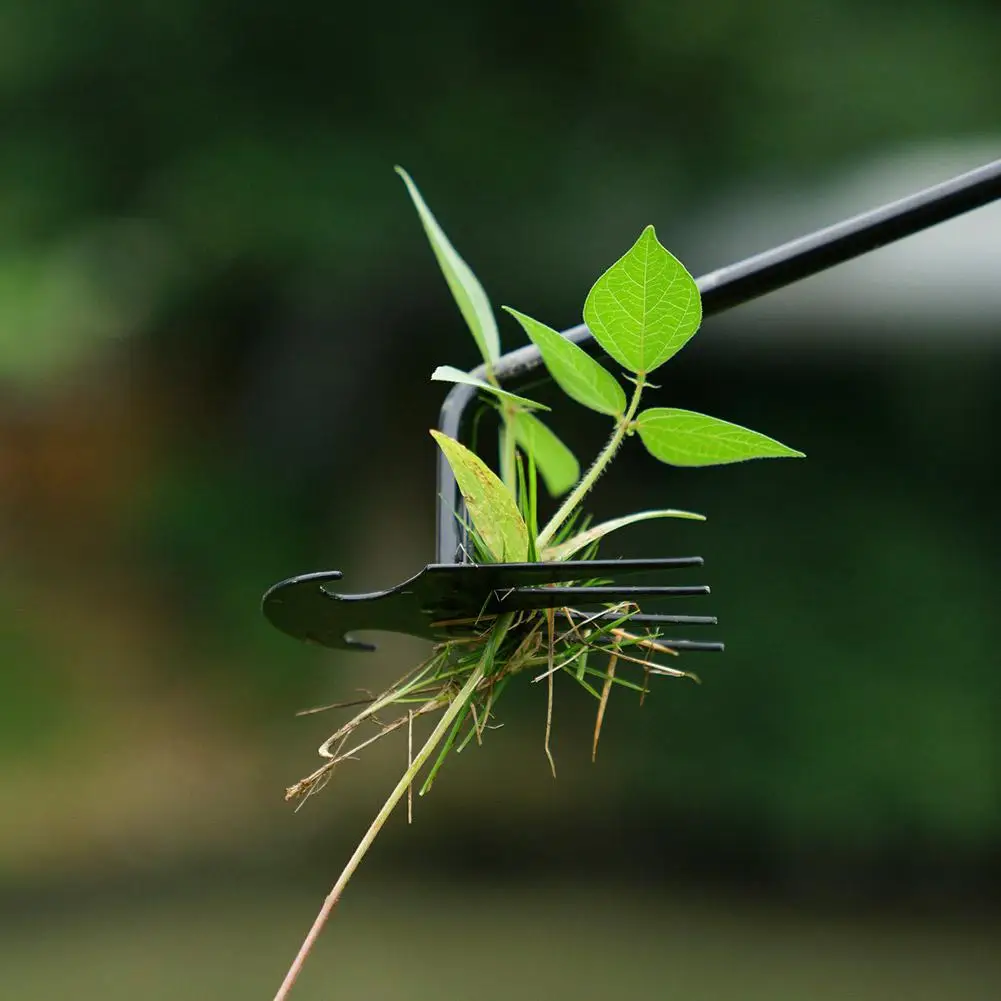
left=2, top=2, right=1000, bottom=998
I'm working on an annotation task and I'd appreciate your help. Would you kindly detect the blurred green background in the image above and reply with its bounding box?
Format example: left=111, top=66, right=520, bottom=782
left=2, top=1, right=1000, bottom=997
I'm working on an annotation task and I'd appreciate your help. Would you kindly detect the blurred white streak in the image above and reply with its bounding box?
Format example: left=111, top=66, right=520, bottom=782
left=689, top=139, right=1001, bottom=346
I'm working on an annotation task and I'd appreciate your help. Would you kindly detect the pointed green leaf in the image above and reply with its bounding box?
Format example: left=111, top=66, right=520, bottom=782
left=396, top=167, right=500, bottom=365
left=431, top=366, right=549, bottom=411
left=502, top=307, right=626, bottom=417
left=543, top=509, right=706, bottom=562
left=511, top=412, right=579, bottom=497
left=430, top=431, right=528, bottom=561
left=583, top=225, right=701, bottom=375
left=636, top=408, right=806, bottom=467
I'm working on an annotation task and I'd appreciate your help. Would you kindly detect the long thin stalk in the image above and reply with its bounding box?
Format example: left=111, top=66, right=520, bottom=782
left=488, top=362, right=518, bottom=492
left=500, top=409, right=518, bottom=491
left=272, top=618, right=512, bottom=1001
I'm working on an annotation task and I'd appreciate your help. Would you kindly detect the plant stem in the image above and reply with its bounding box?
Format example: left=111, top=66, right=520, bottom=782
left=485, top=362, right=518, bottom=494
left=272, top=618, right=512, bottom=1001
left=500, top=405, right=517, bottom=492
left=537, top=377, right=645, bottom=550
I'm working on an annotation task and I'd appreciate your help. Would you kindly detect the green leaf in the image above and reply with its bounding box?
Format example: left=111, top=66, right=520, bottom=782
left=431, top=366, right=549, bottom=411
left=511, top=412, right=579, bottom=497
left=583, top=225, right=701, bottom=375
left=543, top=508, right=705, bottom=562
left=396, top=167, right=500, bottom=365
left=501, top=307, right=626, bottom=417
left=429, top=431, right=528, bottom=561
left=636, top=408, right=806, bottom=466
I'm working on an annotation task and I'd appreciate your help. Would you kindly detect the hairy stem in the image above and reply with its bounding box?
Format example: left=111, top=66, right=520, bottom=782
left=272, top=618, right=512, bottom=1001
left=537, top=377, right=645, bottom=550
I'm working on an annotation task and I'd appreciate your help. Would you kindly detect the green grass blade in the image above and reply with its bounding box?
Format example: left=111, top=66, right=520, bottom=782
left=396, top=167, right=500, bottom=365
left=543, top=508, right=705, bottom=561
left=431, top=366, right=548, bottom=410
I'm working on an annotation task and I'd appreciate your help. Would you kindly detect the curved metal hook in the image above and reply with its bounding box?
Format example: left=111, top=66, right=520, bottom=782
left=262, top=570, right=378, bottom=652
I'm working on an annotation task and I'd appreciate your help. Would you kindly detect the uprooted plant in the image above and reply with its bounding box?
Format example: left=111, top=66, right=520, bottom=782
left=271, top=168, right=804, bottom=999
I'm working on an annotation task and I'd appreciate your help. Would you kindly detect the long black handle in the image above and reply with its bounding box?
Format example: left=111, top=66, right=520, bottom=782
left=436, top=156, right=1001, bottom=562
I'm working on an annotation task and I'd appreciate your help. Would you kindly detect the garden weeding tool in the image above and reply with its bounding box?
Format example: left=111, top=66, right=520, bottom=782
left=263, top=157, right=1001, bottom=653
left=262, top=557, right=720, bottom=652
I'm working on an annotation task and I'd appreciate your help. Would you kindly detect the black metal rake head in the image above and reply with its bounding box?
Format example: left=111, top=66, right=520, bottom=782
left=262, top=557, right=721, bottom=652
left=262, top=157, right=1001, bottom=654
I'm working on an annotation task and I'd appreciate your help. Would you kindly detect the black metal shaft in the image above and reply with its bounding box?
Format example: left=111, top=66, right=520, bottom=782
left=436, top=156, right=1001, bottom=562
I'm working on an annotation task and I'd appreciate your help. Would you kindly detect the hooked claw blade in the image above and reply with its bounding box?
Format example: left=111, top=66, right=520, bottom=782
left=262, top=570, right=378, bottom=652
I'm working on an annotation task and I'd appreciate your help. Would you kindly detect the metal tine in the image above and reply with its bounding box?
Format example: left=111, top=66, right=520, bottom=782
left=555, top=610, right=718, bottom=626
left=458, top=556, right=703, bottom=588
left=545, top=613, right=723, bottom=652
left=494, top=583, right=710, bottom=612
left=608, top=639, right=725, bottom=652
left=673, top=639, right=725, bottom=652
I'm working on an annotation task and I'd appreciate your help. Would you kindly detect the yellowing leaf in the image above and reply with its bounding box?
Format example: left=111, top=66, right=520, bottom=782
left=430, top=431, right=528, bottom=561
left=543, top=509, right=705, bottom=561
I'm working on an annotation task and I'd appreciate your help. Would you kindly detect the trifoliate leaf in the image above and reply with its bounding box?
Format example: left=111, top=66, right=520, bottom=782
left=502, top=307, right=626, bottom=417
left=636, top=408, right=805, bottom=466
left=511, top=412, right=579, bottom=497
left=543, top=509, right=705, bottom=562
left=431, top=366, right=548, bottom=410
left=396, top=167, right=500, bottom=365
left=583, top=225, right=701, bottom=375
left=430, top=431, right=528, bottom=561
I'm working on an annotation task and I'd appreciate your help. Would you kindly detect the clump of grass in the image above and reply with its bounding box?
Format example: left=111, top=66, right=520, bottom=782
left=286, top=484, right=698, bottom=808
left=288, top=592, right=698, bottom=801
